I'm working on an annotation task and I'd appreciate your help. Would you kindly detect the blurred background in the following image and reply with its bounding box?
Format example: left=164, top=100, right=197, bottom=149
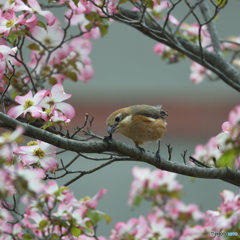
left=29, top=1, right=240, bottom=237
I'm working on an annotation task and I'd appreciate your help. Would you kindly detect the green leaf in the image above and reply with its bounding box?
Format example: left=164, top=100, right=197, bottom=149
left=11, top=90, right=19, bottom=99
left=216, top=149, right=236, bottom=170
left=14, top=29, right=28, bottom=35
left=42, top=121, right=53, bottom=130
left=102, top=213, right=111, bottom=224
left=50, top=234, right=60, bottom=240
left=28, top=43, right=40, bottom=51
left=37, top=21, right=47, bottom=31
left=156, top=0, right=161, bottom=4
left=119, top=0, right=129, bottom=4
left=73, top=0, right=79, bottom=6
left=28, top=116, right=37, bottom=124
left=85, top=23, right=92, bottom=31
left=54, top=187, right=68, bottom=197
left=102, top=18, right=110, bottom=27
left=66, top=71, right=77, bottom=81
left=39, top=220, right=48, bottom=229
left=8, top=34, right=18, bottom=45
left=49, top=77, right=57, bottom=85
left=87, top=210, right=102, bottom=224
left=216, top=0, right=227, bottom=7
left=22, top=234, right=34, bottom=240
left=85, top=13, right=98, bottom=22
left=147, top=0, right=154, bottom=9
left=99, top=25, right=108, bottom=37
left=70, top=226, right=81, bottom=237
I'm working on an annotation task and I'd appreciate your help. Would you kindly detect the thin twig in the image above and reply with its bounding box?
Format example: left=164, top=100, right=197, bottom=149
left=2, top=61, right=15, bottom=114
left=166, top=143, right=173, bottom=161
left=181, top=150, right=187, bottom=165
left=64, top=159, right=118, bottom=186
left=189, top=156, right=212, bottom=168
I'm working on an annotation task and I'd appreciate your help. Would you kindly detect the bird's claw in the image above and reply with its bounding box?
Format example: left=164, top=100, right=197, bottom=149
left=156, top=140, right=161, bottom=163
left=103, top=134, right=113, bottom=142
left=155, top=151, right=161, bottom=162
left=137, top=146, right=145, bottom=154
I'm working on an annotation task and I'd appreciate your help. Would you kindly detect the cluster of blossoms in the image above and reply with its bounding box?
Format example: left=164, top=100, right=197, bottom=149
left=149, top=0, right=240, bottom=84
left=0, top=122, right=59, bottom=173
left=0, top=163, right=109, bottom=240
left=128, top=166, right=183, bottom=205
left=14, top=139, right=59, bottom=173
left=150, top=1, right=214, bottom=83
left=110, top=167, right=240, bottom=239
left=7, top=83, right=75, bottom=126
left=110, top=166, right=205, bottom=239
left=4, top=83, right=77, bottom=172
left=0, top=125, right=23, bottom=165
left=0, top=0, right=119, bottom=92
left=193, top=105, right=240, bottom=169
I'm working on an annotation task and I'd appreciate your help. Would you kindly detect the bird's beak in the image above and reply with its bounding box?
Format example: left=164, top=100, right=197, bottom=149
left=107, top=123, right=118, bottom=134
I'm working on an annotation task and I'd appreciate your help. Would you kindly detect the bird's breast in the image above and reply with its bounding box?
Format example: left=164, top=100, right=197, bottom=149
left=117, top=115, right=166, bottom=144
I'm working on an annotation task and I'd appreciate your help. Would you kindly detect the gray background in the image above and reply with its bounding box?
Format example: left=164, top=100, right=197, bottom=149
left=45, top=1, right=239, bottom=237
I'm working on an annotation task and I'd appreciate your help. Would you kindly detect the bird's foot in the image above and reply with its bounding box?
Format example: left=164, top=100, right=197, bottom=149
left=137, top=146, right=145, bottom=154
left=103, top=134, right=113, bottom=142
left=155, top=140, right=161, bottom=163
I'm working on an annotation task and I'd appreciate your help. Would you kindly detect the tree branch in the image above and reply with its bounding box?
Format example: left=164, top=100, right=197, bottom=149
left=199, top=0, right=222, bottom=55
left=114, top=8, right=240, bottom=92
left=0, top=112, right=240, bottom=187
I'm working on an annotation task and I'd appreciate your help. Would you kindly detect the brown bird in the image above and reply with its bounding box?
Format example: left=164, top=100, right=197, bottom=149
left=106, top=105, right=168, bottom=156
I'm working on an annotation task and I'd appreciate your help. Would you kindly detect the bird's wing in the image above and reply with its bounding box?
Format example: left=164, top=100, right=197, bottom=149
left=130, top=105, right=167, bottom=119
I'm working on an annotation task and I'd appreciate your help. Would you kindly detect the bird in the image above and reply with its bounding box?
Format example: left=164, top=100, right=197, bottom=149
left=106, top=105, right=168, bottom=157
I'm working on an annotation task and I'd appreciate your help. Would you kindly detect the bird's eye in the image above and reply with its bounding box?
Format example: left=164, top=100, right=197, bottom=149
left=115, top=116, right=121, bottom=122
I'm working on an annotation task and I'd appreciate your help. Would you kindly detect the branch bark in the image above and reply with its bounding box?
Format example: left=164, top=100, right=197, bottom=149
left=199, top=0, right=222, bottom=55
left=1, top=112, right=240, bottom=187
left=113, top=7, right=240, bottom=91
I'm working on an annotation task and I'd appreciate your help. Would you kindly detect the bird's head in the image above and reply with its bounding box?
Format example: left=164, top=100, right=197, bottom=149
left=106, top=108, right=129, bottom=134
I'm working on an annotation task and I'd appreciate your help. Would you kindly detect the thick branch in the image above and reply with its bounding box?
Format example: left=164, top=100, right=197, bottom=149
left=114, top=8, right=240, bottom=92
left=199, top=0, right=222, bottom=55
left=1, top=113, right=240, bottom=187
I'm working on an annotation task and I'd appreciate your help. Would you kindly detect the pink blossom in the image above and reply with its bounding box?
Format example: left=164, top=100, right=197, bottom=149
left=0, top=9, right=26, bottom=37
left=228, top=105, right=240, bottom=126
left=39, top=84, right=75, bottom=119
left=77, top=63, right=94, bottom=82
left=192, top=137, right=221, bottom=165
left=17, top=166, right=45, bottom=193
left=13, top=140, right=58, bottom=173
left=82, top=188, right=108, bottom=209
left=190, top=61, right=212, bottom=83
left=206, top=190, right=240, bottom=231
left=215, top=131, right=233, bottom=152
left=151, top=1, right=170, bottom=18
left=0, top=168, right=16, bottom=196
left=153, top=43, right=170, bottom=56
left=147, top=217, right=175, bottom=239
left=30, top=19, right=63, bottom=48
left=128, top=166, right=182, bottom=205
left=7, top=90, right=45, bottom=119
left=179, top=225, right=212, bottom=240
left=65, top=10, right=100, bottom=39
left=110, top=218, right=139, bottom=240
left=49, top=105, right=71, bottom=124
left=222, top=121, right=233, bottom=133
left=13, top=0, right=56, bottom=26
left=69, top=0, right=86, bottom=15
left=25, top=13, right=37, bottom=29
left=70, top=38, right=92, bottom=63
left=0, top=126, right=24, bottom=145
left=0, top=44, right=17, bottom=73
left=167, top=15, right=179, bottom=26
